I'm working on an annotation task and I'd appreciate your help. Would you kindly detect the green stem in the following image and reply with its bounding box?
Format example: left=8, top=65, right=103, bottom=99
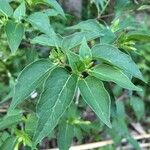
left=99, top=0, right=111, bottom=17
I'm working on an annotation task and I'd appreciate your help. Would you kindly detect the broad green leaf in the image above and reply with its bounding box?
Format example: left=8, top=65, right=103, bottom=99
left=25, top=114, right=38, bottom=138
left=130, top=96, right=145, bottom=120
left=9, top=59, right=54, bottom=110
left=31, top=34, right=63, bottom=47
left=89, top=64, right=142, bottom=91
left=62, top=31, right=103, bottom=51
left=44, top=0, right=65, bottom=18
left=127, top=31, right=150, bottom=42
left=79, top=37, right=92, bottom=61
left=0, top=110, right=22, bottom=130
left=33, top=67, right=78, bottom=144
left=67, top=19, right=104, bottom=33
left=100, top=28, right=116, bottom=44
left=115, top=0, right=131, bottom=15
left=13, top=1, right=26, bottom=21
left=0, top=0, right=13, bottom=17
left=0, top=136, right=17, bottom=150
left=78, top=76, right=111, bottom=127
left=0, top=132, right=10, bottom=146
left=43, top=9, right=59, bottom=17
left=92, top=44, right=144, bottom=81
left=58, top=122, right=74, bottom=150
left=5, top=20, right=24, bottom=53
left=28, top=12, right=54, bottom=36
left=67, top=51, right=86, bottom=73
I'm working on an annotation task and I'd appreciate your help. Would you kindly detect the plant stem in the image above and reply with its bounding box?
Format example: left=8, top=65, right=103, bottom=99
left=98, top=0, right=111, bottom=18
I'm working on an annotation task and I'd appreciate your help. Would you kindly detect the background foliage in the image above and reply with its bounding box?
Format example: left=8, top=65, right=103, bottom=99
left=0, top=0, right=150, bottom=149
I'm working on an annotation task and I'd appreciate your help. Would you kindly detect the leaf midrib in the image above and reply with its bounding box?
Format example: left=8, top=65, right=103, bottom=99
left=12, top=64, right=55, bottom=109
left=35, top=74, right=75, bottom=143
left=81, top=79, right=107, bottom=119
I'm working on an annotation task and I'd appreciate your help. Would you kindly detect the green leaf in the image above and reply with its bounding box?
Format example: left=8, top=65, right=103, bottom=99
left=0, top=132, right=10, bottom=146
left=9, top=59, right=54, bottom=110
left=126, top=136, right=140, bottom=150
left=0, top=0, right=13, bottom=17
left=31, top=34, right=63, bottom=48
left=78, top=76, right=111, bottom=127
left=92, top=44, right=144, bottom=81
left=89, top=64, right=142, bottom=91
left=67, top=19, right=104, bottom=33
left=127, top=31, right=150, bottom=42
left=109, top=101, right=140, bottom=149
left=130, top=96, right=145, bottom=120
left=111, top=17, right=136, bottom=32
left=100, top=28, right=116, bottom=44
left=13, top=1, right=26, bottom=21
left=33, top=67, right=78, bottom=144
left=67, top=51, right=86, bottom=73
left=28, top=12, right=54, bottom=36
left=25, top=114, right=38, bottom=138
left=58, top=122, right=74, bottom=150
left=79, top=37, right=92, bottom=61
left=62, top=31, right=103, bottom=51
left=5, top=20, right=24, bottom=53
left=0, top=136, right=17, bottom=150
left=15, top=129, right=32, bottom=147
left=44, top=0, right=65, bottom=18
left=0, top=110, right=22, bottom=130
left=115, top=0, right=131, bottom=14
left=43, top=9, right=59, bottom=17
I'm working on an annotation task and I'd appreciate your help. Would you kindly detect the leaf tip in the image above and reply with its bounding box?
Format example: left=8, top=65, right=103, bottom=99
left=105, top=120, right=112, bottom=128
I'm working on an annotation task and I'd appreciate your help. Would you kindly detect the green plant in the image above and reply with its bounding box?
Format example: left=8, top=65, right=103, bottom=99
left=0, top=0, right=149, bottom=149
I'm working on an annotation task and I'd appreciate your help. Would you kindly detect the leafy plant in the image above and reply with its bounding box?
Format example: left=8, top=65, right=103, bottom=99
left=0, top=0, right=149, bottom=149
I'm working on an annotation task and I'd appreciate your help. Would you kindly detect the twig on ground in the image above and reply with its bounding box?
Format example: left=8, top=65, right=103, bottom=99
left=46, top=133, right=150, bottom=150
left=0, top=109, right=7, bottom=113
